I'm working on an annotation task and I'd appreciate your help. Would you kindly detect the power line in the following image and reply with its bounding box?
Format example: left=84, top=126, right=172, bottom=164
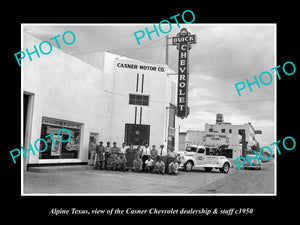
left=24, top=29, right=170, bottom=65
left=69, top=45, right=166, bottom=56
left=158, top=39, right=166, bottom=64
left=191, top=98, right=274, bottom=107
left=115, top=36, right=166, bottom=60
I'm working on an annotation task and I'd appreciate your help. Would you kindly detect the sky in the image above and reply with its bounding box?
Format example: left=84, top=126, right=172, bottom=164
left=23, top=23, right=276, bottom=146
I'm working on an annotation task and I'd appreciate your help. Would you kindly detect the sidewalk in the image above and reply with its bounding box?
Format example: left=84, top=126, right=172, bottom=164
left=23, top=166, right=234, bottom=195
left=27, top=165, right=91, bottom=173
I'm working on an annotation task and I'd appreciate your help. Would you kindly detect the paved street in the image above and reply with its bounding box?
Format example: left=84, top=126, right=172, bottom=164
left=23, top=161, right=274, bottom=195
left=191, top=161, right=275, bottom=194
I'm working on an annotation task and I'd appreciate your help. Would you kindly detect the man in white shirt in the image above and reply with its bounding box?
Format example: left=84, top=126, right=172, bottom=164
left=142, top=143, right=150, bottom=156
left=120, top=143, right=127, bottom=154
left=144, top=156, right=154, bottom=172
left=142, top=143, right=150, bottom=171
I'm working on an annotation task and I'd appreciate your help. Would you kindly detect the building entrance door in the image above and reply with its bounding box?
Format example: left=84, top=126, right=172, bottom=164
left=23, top=92, right=34, bottom=170
left=125, top=124, right=150, bottom=146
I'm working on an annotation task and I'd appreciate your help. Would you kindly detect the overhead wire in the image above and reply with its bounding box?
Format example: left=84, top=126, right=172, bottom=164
left=69, top=44, right=166, bottom=56
left=115, top=36, right=167, bottom=60
left=158, top=38, right=166, bottom=64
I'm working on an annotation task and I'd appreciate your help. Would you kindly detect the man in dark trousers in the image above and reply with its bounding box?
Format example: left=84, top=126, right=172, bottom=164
left=95, top=141, right=105, bottom=170
left=150, top=145, right=158, bottom=172
left=104, top=142, right=111, bottom=169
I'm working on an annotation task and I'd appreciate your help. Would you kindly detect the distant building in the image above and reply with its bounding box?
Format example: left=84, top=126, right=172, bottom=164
left=178, top=113, right=262, bottom=159
left=178, top=132, right=187, bottom=153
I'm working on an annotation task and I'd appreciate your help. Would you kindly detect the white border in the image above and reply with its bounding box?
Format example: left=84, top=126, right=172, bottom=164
left=21, top=23, right=277, bottom=196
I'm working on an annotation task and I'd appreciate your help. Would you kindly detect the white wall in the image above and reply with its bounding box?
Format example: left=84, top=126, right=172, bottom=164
left=110, top=58, right=176, bottom=154
left=205, top=123, right=257, bottom=147
left=23, top=33, right=106, bottom=164
left=23, top=34, right=178, bottom=163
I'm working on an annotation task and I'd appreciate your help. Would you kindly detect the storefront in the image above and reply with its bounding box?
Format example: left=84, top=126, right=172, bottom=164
left=39, top=117, right=82, bottom=160
left=22, top=32, right=178, bottom=170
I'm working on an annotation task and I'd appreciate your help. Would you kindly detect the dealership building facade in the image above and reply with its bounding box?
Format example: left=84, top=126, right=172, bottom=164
left=22, top=33, right=178, bottom=170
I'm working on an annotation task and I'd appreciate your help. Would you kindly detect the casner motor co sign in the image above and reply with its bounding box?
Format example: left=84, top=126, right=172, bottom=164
left=172, top=28, right=196, bottom=119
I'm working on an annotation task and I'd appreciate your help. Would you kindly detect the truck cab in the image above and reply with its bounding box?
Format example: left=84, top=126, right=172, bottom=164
left=178, top=145, right=231, bottom=173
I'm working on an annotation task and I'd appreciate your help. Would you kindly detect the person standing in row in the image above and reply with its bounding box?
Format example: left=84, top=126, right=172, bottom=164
left=150, top=145, right=158, bottom=172
left=111, top=142, right=120, bottom=163
left=167, top=147, right=179, bottom=175
left=89, top=138, right=97, bottom=166
left=142, top=143, right=150, bottom=170
left=95, top=141, right=105, bottom=170
left=120, top=143, right=127, bottom=154
left=165, top=146, right=174, bottom=173
left=111, top=142, right=120, bottom=154
left=135, top=145, right=142, bottom=159
left=125, top=144, right=135, bottom=171
left=159, top=144, right=164, bottom=156
left=104, top=142, right=111, bottom=169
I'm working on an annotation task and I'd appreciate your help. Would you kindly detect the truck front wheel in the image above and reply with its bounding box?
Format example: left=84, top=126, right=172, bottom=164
left=184, top=161, right=193, bottom=172
left=219, top=162, right=230, bottom=173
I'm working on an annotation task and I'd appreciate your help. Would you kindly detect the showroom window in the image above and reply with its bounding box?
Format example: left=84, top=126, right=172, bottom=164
left=39, top=117, right=82, bottom=159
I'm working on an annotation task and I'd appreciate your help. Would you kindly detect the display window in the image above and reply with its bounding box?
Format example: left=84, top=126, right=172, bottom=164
left=39, top=117, right=82, bottom=159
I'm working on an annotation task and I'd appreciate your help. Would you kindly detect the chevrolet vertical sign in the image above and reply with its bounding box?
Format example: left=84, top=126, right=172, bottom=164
left=172, top=28, right=196, bottom=119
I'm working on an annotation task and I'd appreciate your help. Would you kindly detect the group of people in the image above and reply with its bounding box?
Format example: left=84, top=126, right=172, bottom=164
left=89, top=141, right=180, bottom=175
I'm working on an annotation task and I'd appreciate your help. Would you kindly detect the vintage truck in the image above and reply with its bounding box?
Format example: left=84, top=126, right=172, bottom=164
left=178, top=145, right=231, bottom=173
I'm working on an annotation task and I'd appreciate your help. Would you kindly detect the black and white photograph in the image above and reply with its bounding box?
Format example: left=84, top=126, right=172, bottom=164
left=4, top=5, right=298, bottom=221
left=21, top=23, right=276, bottom=195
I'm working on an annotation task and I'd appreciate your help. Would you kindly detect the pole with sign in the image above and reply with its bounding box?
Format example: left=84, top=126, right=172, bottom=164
left=172, top=28, right=196, bottom=119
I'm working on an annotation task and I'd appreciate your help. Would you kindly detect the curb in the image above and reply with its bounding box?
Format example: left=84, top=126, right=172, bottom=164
left=27, top=165, right=92, bottom=173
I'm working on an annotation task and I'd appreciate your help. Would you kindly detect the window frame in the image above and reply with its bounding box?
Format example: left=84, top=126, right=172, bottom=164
left=39, top=116, right=83, bottom=160
left=129, top=94, right=150, bottom=106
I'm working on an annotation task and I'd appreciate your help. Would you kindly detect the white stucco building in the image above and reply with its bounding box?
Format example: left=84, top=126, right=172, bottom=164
left=22, top=33, right=178, bottom=170
left=179, top=130, right=242, bottom=159
left=178, top=114, right=261, bottom=159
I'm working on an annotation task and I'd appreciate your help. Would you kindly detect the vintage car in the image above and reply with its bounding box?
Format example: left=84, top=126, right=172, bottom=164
left=243, top=154, right=262, bottom=170
left=178, top=145, right=231, bottom=173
